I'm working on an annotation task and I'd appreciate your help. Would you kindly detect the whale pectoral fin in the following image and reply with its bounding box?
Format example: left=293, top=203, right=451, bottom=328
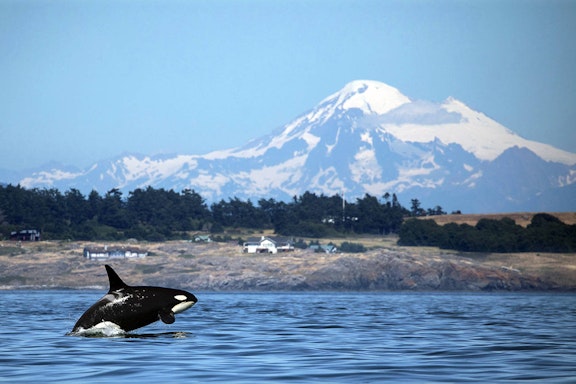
left=159, top=310, right=175, bottom=324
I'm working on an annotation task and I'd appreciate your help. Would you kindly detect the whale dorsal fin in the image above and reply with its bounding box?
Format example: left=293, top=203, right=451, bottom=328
left=105, top=264, right=129, bottom=292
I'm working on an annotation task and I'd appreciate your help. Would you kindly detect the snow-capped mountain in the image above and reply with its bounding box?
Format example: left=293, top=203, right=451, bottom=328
left=6, top=80, right=576, bottom=213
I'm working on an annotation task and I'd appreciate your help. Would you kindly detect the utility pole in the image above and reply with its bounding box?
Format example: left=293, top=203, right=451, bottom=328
left=342, top=190, right=345, bottom=223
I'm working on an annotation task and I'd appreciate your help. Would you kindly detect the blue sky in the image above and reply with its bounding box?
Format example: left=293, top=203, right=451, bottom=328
left=1, top=0, right=575, bottom=171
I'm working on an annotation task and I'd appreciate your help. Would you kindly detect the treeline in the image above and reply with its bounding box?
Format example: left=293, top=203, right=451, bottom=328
left=398, top=214, right=576, bottom=253
left=0, top=185, right=433, bottom=241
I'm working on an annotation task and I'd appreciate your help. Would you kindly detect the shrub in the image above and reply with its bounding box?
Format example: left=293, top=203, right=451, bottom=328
left=339, top=241, right=366, bottom=253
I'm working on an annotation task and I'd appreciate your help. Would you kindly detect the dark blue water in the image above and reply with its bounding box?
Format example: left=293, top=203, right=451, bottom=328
left=0, top=291, right=574, bottom=383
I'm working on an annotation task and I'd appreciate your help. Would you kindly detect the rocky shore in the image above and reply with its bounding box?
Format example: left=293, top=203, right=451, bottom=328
left=1, top=240, right=575, bottom=291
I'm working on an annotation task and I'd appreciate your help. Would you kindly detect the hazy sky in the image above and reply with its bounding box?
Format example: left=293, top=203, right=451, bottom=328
left=1, top=0, right=575, bottom=171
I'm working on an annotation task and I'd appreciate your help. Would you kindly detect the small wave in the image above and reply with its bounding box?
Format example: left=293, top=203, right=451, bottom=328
left=123, top=331, right=190, bottom=339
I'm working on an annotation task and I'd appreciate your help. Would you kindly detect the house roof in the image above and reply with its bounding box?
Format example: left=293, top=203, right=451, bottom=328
left=246, top=236, right=276, bottom=244
left=246, top=236, right=293, bottom=243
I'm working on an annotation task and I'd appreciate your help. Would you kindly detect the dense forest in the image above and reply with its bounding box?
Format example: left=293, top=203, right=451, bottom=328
left=2, top=185, right=573, bottom=253
left=0, top=185, right=422, bottom=241
left=399, top=214, right=576, bottom=253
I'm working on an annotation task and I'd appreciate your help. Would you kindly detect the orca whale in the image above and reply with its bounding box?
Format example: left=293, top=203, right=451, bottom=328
left=72, top=264, right=197, bottom=334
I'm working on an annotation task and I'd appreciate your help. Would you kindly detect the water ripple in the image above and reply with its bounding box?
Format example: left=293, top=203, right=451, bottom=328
left=0, top=291, right=575, bottom=383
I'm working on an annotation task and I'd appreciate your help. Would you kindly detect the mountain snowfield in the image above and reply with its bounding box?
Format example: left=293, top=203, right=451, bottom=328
left=8, top=80, right=576, bottom=213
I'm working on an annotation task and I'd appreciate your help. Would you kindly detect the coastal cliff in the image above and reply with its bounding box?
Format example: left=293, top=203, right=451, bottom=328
left=0, top=240, right=574, bottom=291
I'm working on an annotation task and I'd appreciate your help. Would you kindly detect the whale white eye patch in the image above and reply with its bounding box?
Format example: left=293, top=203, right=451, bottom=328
left=174, top=295, right=188, bottom=301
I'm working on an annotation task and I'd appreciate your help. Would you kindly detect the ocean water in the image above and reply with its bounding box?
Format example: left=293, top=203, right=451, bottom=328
left=0, top=291, right=575, bottom=383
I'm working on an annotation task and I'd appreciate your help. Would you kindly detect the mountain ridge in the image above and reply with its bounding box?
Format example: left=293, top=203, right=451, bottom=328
left=3, top=80, right=576, bottom=213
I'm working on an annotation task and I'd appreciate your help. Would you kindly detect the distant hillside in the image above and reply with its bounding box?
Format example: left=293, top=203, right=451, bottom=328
left=1, top=240, right=574, bottom=291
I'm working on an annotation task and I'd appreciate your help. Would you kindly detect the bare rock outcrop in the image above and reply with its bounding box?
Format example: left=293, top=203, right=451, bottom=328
left=299, top=252, right=552, bottom=291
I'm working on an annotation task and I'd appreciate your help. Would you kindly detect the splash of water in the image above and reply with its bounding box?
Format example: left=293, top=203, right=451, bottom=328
left=67, top=321, right=126, bottom=337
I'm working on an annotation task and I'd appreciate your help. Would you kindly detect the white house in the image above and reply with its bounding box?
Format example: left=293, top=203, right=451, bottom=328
left=242, top=236, right=294, bottom=254
left=83, top=246, right=148, bottom=260
left=275, top=238, right=295, bottom=252
left=243, top=236, right=277, bottom=254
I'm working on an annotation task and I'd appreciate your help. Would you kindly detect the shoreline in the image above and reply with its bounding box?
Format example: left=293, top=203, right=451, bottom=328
left=1, top=240, right=575, bottom=292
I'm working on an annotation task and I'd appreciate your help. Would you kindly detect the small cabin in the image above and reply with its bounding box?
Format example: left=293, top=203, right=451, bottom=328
left=10, top=229, right=41, bottom=241
left=309, top=244, right=338, bottom=254
left=193, top=235, right=212, bottom=243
